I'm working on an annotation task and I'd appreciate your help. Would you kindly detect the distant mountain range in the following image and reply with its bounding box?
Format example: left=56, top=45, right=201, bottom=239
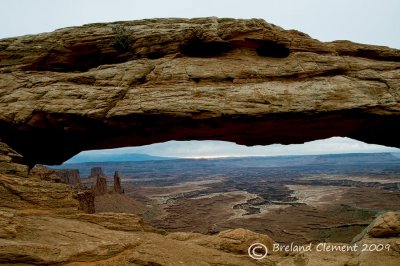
left=53, top=152, right=400, bottom=181
left=64, top=151, right=400, bottom=164
left=64, top=153, right=178, bottom=163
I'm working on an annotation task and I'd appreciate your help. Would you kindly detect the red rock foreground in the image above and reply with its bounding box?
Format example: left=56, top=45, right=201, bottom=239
left=1, top=172, right=399, bottom=265
left=0, top=18, right=400, bottom=167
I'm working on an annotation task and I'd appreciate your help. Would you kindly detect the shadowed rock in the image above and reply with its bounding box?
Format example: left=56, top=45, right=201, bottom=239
left=88, top=167, right=106, bottom=179
left=113, top=171, right=124, bottom=194
left=0, top=139, right=28, bottom=177
left=0, top=18, right=399, bottom=167
left=55, top=169, right=80, bottom=185
left=89, top=167, right=108, bottom=196
left=92, top=175, right=107, bottom=196
left=74, top=190, right=95, bottom=214
left=29, top=165, right=81, bottom=185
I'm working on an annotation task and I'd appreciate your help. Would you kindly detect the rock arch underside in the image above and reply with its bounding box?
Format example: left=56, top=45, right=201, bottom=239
left=1, top=18, right=400, bottom=167
left=1, top=18, right=400, bottom=266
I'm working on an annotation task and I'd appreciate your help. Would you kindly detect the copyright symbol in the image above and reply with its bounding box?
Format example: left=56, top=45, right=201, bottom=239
left=248, top=243, right=268, bottom=260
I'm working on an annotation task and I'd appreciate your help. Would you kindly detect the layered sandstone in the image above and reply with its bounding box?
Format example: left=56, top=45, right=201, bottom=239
left=0, top=139, right=28, bottom=176
left=0, top=173, right=78, bottom=212
left=0, top=18, right=399, bottom=166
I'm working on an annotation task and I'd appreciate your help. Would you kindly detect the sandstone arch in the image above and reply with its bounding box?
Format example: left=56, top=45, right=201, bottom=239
left=0, top=18, right=399, bottom=167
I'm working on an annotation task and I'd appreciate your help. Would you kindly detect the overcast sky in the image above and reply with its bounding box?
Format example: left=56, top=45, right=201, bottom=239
left=2, top=1, right=399, bottom=160
left=67, top=137, right=400, bottom=162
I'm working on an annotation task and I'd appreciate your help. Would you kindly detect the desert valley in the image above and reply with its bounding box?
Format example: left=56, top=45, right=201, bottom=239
left=55, top=152, right=400, bottom=244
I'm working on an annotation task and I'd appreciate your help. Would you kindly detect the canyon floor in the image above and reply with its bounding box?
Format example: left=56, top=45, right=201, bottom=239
left=1, top=153, right=400, bottom=265
left=70, top=153, right=400, bottom=245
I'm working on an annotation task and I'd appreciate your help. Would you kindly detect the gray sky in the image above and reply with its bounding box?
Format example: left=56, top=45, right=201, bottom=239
left=2, top=1, right=399, bottom=160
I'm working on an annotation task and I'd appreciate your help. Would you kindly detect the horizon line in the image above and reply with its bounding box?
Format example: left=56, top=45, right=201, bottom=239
left=62, top=150, right=400, bottom=164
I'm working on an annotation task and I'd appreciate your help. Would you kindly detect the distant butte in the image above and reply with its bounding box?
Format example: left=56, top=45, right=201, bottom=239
left=0, top=17, right=399, bottom=168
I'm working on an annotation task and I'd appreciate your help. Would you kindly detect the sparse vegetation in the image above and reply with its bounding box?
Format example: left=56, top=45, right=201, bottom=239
left=111, top=25, right=132, bottom=52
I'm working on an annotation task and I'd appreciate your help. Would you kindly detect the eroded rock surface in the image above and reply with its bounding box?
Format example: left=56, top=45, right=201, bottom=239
left=113, top=170, right=124, bottom=194
left=367, top=211, right=400, bottom=238
left=353, top=211, right=400, bottom=241
left=0, top=173, right=79, bottom=212
left=0, top=139, right=28, bottom=176
left=55, top=169, right=80, bottom=185
left=74, top=189, right=95, bottom=214
left=0, top=174, right=264, bottom=265
left=92, top=175, right=108, bottom=196
left=0, top=18, right=399, bottom=166
left=88, top=167, right=108, bottom=196
left=348, top=212, right=400, bottom=266
left=88, top=167, right=107, bottom=180
left=29, top=164, right=81, bottom=185
left=168, top=228, right=275, bottom=255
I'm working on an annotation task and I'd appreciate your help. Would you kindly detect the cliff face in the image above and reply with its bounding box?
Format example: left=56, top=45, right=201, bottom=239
left=29, top=164, right=81, bottom=185
left=113, top=171, right=124, bottom=194
left=54, top=169, right=80, bottom=185
left=0, top=172, right=79, bottom=212
left=0, top=139, right=28, bottom=176
left=0, top=18, right=399, bottom=166
left=89, top=167, right=108, bottom=196
left=88, top=167, right=107, bottom=179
